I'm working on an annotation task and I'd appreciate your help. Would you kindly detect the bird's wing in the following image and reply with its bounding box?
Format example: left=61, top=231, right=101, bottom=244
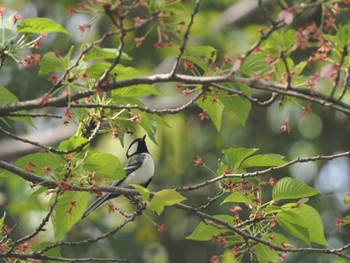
left=124, top=154, right=146, bottom=175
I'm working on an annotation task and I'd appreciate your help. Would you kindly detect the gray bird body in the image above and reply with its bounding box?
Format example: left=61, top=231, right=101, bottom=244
left=82, top=136, right=154, bottom=219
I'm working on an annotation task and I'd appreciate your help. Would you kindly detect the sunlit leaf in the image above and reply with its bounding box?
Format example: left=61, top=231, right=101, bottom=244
left=130, top=184, right=150, bottom=201
left=148, top=189, right=186, bottom=215
left=197, top=95, right=224, bottom=132
left=52, top=191, right=89, bottom=241
left=17, top=18, right=69, bottom=34
left=241, top=154, right=286, bottom=168
left=254, top=243, right=278, bottom=263
left=272, top=177, right=319, bottom=201
left=84, top=153, right=125, bottom=179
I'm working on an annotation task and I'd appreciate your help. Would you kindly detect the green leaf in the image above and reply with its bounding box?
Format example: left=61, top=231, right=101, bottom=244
left=241, top=154, right=286, bottom=168
left=186, top=221, right=222, bottom=241
left=39, top=52, right=67, bottom=75
left=0, top=27, right=16, bottom=43
left=148, top=189, right=186, bottom=215
left=0, top=212, right=6, bottom=238
left=277, top=209, right=310, bottom=246
left=0, top=152, right=64, bottom=178
left=222, top=250, right=239, bottom=263
left=254, top=243, right=278, bottom=263
left=281, top=203, right=327, bottom=246
left=343, top=215, right=350, bottom=226
left=34, top=241, right=62, bottom=259
left=0, top=86, right=18, bottom=104
left=0, top=86, right=33, bottom=126
left=183, top=45, right=217, bottom=71
left=272, top=177, right=319, bottom=201
left=84, top=153, right=125, bottom=179
left=344, top=192, right=350, bottom=204
left=197, top=95, right=224, bottom=132
left=130, top=184, right=150, bottom=201
left=84, top=46, right=132, bottom=61
left=223, top=147, right=258, bottom=171
left=219, top=95, right=251, bottom=126
left=265, top=204, right=282, bottom=215
left=52, top=191, right=89, bottom=241
left=59, top=136, right=88, bottom=151
left=221, top=191, right=252, bottom=204
left=17, top=18, right=69, bottom=34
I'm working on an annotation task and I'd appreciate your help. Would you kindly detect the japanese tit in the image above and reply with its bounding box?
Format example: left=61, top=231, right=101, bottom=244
left=82, top=135, right=154, bottom=219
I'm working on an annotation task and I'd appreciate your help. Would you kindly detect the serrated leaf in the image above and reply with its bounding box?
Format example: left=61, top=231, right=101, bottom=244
left=197, top=95, right=224, bottom=132
left=17, top=18, right=69, bottom=34
left=241, top=154, right=286, bottom=168
left=52, top=191, right=89, bottom=241
left=148, top=189, right=186, bottom=215
left=39, top=52, right=67, bottom=75
left=130, top=184, right=150, bottom=201
left=223, top=147, right=258, bottom=171
left=219, top=95, right=251, bottom=126
left=272, top=177, right=319, bottom=201
left=0, top=152, right=64, bottom=178
left=84, top=153, right=125, bottom=179
left=277, top=209, right=310, bottom=246
left=277, top=204, right=327, bottom=246
left=221, top=191, right=252, bottom=204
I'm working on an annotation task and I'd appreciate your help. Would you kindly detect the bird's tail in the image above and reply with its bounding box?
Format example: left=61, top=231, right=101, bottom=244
left=82, top=194, right=118, bottom=219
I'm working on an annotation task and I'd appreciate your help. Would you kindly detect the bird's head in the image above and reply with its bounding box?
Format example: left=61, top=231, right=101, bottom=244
left=126, top=135, right=149, bottom=158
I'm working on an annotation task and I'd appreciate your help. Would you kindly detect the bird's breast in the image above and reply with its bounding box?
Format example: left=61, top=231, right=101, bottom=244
left=121, top=153, right=154, bottom=186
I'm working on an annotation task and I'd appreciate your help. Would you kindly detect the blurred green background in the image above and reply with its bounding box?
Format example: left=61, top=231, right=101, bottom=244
left=0, top=0, right=349, bottom=262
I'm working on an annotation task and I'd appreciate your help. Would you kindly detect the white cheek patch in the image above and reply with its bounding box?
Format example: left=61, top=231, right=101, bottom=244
left=127, top=142, right=138, bottom=156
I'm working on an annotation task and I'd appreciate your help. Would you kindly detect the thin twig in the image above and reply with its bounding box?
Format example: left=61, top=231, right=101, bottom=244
left=169, top=0, right=202, bottom=76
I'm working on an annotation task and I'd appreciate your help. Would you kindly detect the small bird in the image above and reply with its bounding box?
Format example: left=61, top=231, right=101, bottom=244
left=82, top=135, right=154, bottom=219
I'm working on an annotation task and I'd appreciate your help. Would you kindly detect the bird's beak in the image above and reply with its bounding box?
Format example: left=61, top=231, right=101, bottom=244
left=142, top=135, right=147, bottom=141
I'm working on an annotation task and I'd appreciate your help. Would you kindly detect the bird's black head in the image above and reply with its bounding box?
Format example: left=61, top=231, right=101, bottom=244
left=126, top=135, right=149, bottom=158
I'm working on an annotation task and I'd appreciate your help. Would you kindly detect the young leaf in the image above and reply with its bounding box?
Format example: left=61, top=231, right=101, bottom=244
left=221, top=249, right=239, bottom=263
left=148, top=189, right=186, bottom=215
left=39, top=52, right=67, bottom=75
left=276, top=209, right=311, bottom=246
left=52, top=191, right=89, bottom=241
left=219, top=95, right=251, bottom=126
left=197, top=95, right=224, bottom=132
left=254, top=243, right=278, bottom=263
left=221, top=191, right=252, bottom=204
left=59, top=136, right=88, bottom=151
left=223, top=147, right=258, bottom=171
left=84, top=153, right=125, bottom=179
left=241, top=154, right=286, bottom=168
left=272, top=177, right=319, bottom=201
left=186, top=222, right=222, bottom=241
left=17, top=18, right=69, bottom=34
left=281, top=203, right=327, bottom=246
left=0, top=86, right=33, bottom=126
left=130, top=184, right=150, bottom=201
left=84, top=46, right=132, bottom=61
left=0, top=152, right=64, bottom=177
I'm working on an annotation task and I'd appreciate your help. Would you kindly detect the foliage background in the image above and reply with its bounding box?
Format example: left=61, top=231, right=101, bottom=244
left=0, top=0, right=349, bottom=262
